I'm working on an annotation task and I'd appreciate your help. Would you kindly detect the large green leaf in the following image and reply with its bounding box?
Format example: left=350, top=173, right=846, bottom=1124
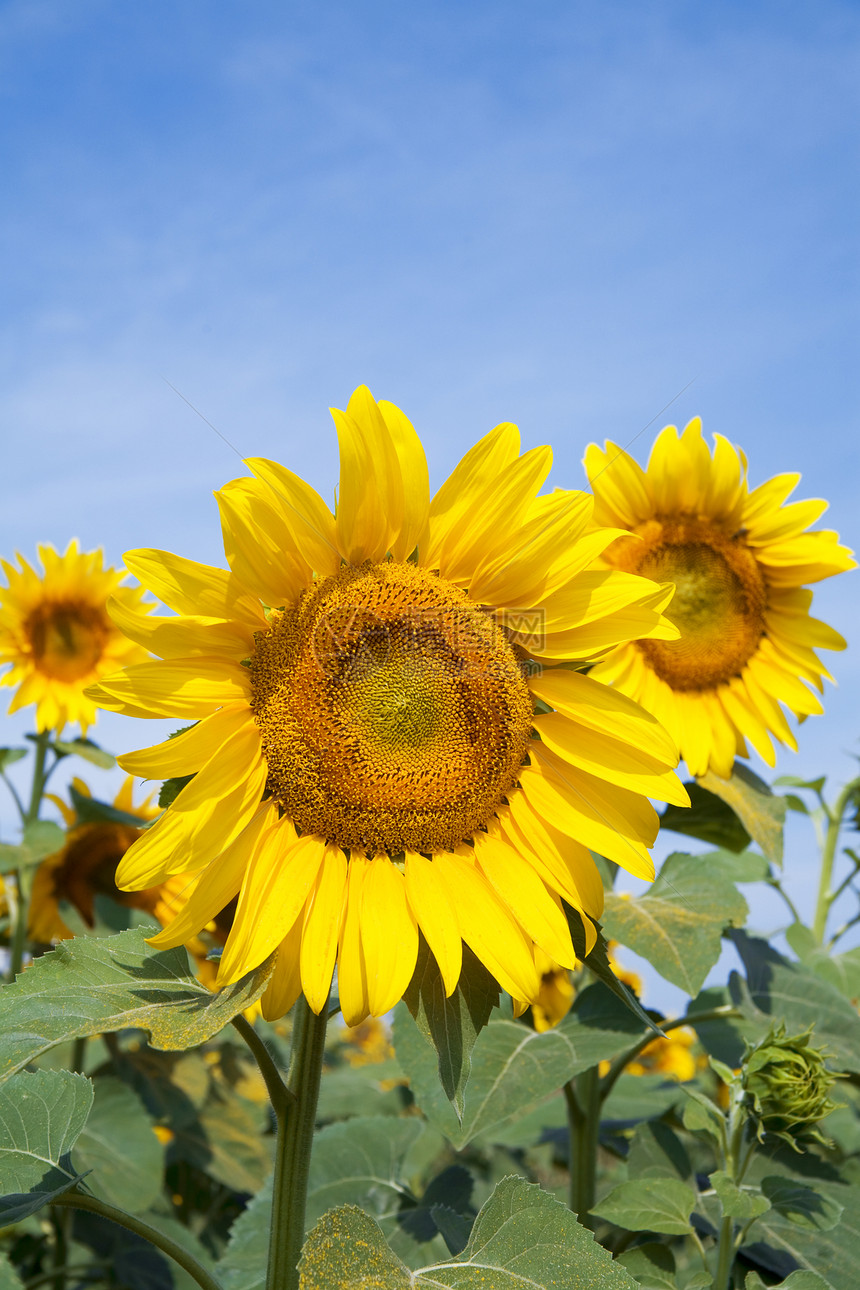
left=53, top=736, right=115, bottom=769
left=729, top=932, right=860, bottom=1073
left=603, top=852, right=747, bottom=994
left=592, top=1176, right=698, bottom=1235
left=298, top=1177, right=638, bottom=1288
left=661, top=780, right=751, bottom=852
left=0, top=821, right=66, bottom=874
left=699, top=763, right=787, bottom=864
left=305, top=1115, right=424, bottom=1231
left=784, top=926, right=860, bottom=1004
left=403, top=939, right=498, bottom=1118
left=217, top=1175, right=272, bottom=1290
left=616, top=1243, right=676, bottom=1290
left=173, top=1088, right=272, bottom=1194
left=72, top=1076, right=165, bottom=1213
left=0, top=1253, right=24, bottom=1290
left=394, top=982, right=647, bottom=1148
left=0, top=1069, right=92, bottom=1223
left=0, top=926, right=275, bottom=1080
left=625, top=1119, right=692, bottom=1181
left=746, top=1273, right=835, bottom=1290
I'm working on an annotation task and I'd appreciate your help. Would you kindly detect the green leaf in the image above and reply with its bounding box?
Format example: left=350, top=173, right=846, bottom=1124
left=402, top=938, right=498, bottom=1118
left=785, top=929, right=860, bottom=1003
left=217, top=1175, right=271, bottom=1290
left=746, top=1272, right=835, bottom=1290
left=299, top=1177, right=638, bottom=1288
left=603, top=852, right=747, bottom=994
left=159, top=775, right=194, bottom=809
left=0, top=1253, right=25, bottom=1290
left=603, top=1072, right=687, bottom=1124
left=729, top=931, right=860, bottom=1073
left=710, top=1169, right=771, bottom=1219
left=0, top=926, right=275, bottom=1080
left=701, top=847, right=771, bottom=884
left=173, top=1088, right=272, bottom=1194
left=593, top=1176, right=698, bottom=1235
left=72, top=1076, right=164, bottom=1214
left=0, top=844, right=30, bottom=875
left=394, top=982, right=648, bottom=1148
left=626, top=1119, right=692, bottom=1181
left=661, top=780, right=751, bottom=852
left=616, top=1243, right=676, bottom=1290
left=572, top=919, right=663, bottom=1035
left=67, top=784, right=148, bottom=828
left=52, top=737, right=115, bottom=769
left=699, top=762, right=787, bottom=864
left=0, top=1069, right=93, bottom=1223
left=22, top=819, right=65, bottom=860
left=760, top=1176, right=843, bottom=1231
left=305, top=1115, right=423, bottom=1231
left=681, top=1086, right=726, bottom=1142
left=0, top=748, right=26, bottom=772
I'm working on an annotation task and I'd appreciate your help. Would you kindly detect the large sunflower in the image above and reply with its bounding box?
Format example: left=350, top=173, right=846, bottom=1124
left=584, top=420, right=855, bottom=778
left=89, top=386, right=688, bottom=1025
left=0, top=541, right=149, bottom=734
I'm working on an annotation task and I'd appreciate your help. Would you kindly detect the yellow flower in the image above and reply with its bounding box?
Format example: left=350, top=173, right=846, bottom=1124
left=531, top=947, right=576, bottom=1032
left=584, top=422, right=855, bottom=777
left=89, top=386, right=688, bottom=1024
left=627, top=1027, right=704, bottom=1082
left=29, top=776, right=163, bottom=943
left=0, top=541, right=150, bottom=734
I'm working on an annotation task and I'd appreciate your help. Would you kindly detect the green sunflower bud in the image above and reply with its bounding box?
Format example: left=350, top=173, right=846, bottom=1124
left=741, top=1023, right=840, bottom=1150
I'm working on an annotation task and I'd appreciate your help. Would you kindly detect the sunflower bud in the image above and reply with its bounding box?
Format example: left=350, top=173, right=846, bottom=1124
left=741, top=1023, right=839, bottom=1149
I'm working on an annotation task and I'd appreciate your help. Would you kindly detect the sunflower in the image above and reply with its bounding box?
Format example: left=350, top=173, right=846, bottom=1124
left=29, top=776, right=165, bottom=942
left=0, top=541, right=150, bottom=734
left=88, top=385, right=688, bottom=1025
left=584, top=421, right=855, bottom=778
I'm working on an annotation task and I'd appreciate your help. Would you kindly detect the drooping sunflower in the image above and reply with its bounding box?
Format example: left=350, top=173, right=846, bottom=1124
left=0, top=541, right=150, bottom=734
left=88, top=386, right=689, bottom=1025
left=30, top=776, right=166, bottom=942
left=584, top=421, right=855, bottom=778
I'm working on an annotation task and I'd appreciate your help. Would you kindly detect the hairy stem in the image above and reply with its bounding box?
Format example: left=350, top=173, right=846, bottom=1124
left=266, top=996, right=329, bottom=1290
left=813, top=779, right=860, bottom=944
left=565, top=1066, right=600, bottom=1227
left=231, top=1013, right=295, bottom=1120
left=8, top=732, right=52, bottom=981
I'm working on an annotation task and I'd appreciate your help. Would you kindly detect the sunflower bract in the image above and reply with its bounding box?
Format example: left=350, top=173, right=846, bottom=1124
left=584, top=420, right=855, bottom=778
left=88, top=386, right=689, bottom=1023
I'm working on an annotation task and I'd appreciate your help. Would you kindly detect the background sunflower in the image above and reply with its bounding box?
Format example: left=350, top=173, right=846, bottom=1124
left=584, top=420, right=855, bottom=778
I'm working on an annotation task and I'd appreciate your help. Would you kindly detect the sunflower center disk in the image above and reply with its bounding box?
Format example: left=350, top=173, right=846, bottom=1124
left=250, top=561, right=533, bottom=853
left=616, top=519, right=766, bottom=690
left=25, top=601, right=108, bottom=682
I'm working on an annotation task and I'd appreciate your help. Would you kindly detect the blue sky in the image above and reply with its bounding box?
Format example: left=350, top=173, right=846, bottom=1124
left=1, top=0, right=858, bottom=1000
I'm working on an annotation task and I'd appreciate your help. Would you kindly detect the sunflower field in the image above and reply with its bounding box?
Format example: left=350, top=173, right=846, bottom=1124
left=0, top=388, right=858, bottom=1290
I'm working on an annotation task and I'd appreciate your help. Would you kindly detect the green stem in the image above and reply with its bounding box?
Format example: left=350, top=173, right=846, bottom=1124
left=812, top=779, right=860, bottom=944
left=266, top=996, right=329, bottom=1290
left=564, top=1066, right=600, bottom=1227
left=713, top=1213, right=735, bottom=1290
left=231, top=1013, right=295, bottom=1120
left=599, top=1006, right=740, bottom=1103
left=51, top=1192, right=222, bottom=1290
left=8, top=733, right=52, bottom=981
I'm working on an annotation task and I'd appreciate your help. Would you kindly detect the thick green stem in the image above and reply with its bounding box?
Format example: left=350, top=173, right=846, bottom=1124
left=564, top=1066, right=600, bottom=1227
left=713, top=1213, right=735, bottom=1290
left=51, top=1192, right=222, bottom=1290
left=8, top=733, right=52, bottom=981
left=812, top=780, right=860, bottom=944
left=266, top=996, right=329, bottom=1290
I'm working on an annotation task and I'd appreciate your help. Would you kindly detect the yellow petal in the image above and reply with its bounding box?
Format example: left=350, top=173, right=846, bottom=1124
left=533, top=712, right=689, bottom=807
left=422, top=422, right=520, bottom=568
left=123, top=549, right=265, bottom=627
left=244, top=457, right=341, bottom=576
left=467, top=491, right=593, bottom=606
left=527, top=666, right=678, bottom=766
left=337, top=856, right=371, bottom=1027
left=261, top=921, right=305, bottom=1021
left=218, top=825, right=326, bottom=985
left=89, top=658, right=251, bottom=719
left=501, top=795, right=604, bottom=918
left=332, top=388, right=401, bottom=564
left=117, top=704, right=252, bottom=778
left=378, top=398, right=430, bottom=561
left=147, top=804, right=276, bottom=950
left=584, top=441, right=654, bottom=528
left=300, top=844, right=348, bottom=1013
left=216, top=477, right=311, bottom=608
left=360, top=857, right=419, bottom=1016
left=431, top=852, right=541, bottom=1001
left=473, top=832, right=576, bottom=969
left=404, top=851, right=462, bottom=997
left=170, top=723, right=263, bottom=813
left=107, top=597, right=255, bottom=661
